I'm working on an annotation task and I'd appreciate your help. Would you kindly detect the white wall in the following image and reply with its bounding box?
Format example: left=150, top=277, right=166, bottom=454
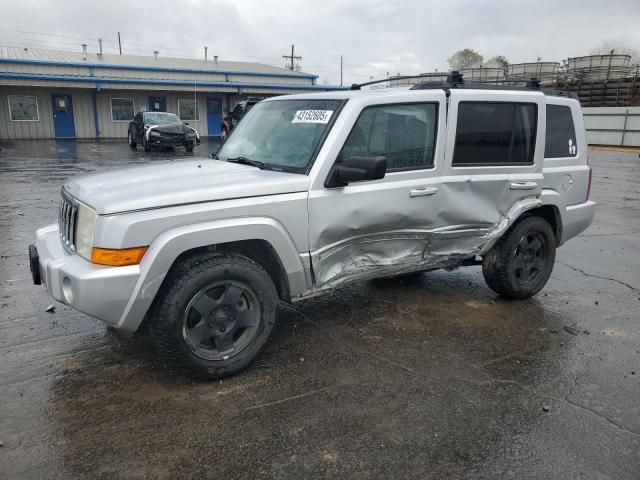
left=583, top=107, right=640, bottom=147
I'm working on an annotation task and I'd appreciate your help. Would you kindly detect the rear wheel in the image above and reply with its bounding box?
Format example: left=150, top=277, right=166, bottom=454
left=128, top=130, right=137, bottom=149
left=148, top=252, right=278, bottom=379
left=482, top=216, right=556, bottom=299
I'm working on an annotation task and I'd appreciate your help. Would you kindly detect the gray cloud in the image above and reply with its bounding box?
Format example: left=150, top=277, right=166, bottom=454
left=1, top=0, right=639, bottom=84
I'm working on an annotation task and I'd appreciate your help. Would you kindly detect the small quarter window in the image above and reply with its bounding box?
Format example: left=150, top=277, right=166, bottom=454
left=178, top=99, right=199, bottom=121
left=340, top=103, right=438, bottom=171
left=453, top=102, right=537, bottom=166
left=545, top=105, right=577, bottom=158
left=111, top=98, right=134, bottom=122
left=8, top=95, right=39, bottom=121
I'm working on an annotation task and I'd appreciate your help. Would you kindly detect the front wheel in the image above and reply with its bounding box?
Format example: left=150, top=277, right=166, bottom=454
left=128, top=130, right=137, bottom=149
left=143, top=135, right=151, bottom=152
left=482, top=216, right=556, bottom=299
left=148, top=252, right=278, bottom=379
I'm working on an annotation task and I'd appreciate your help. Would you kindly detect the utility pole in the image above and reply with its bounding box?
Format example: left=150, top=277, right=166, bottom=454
left=340, top=55, right=343, bottom=86
left=118, top=32, right=122, bottom=55
left=282, top=44, right=301, bottom=71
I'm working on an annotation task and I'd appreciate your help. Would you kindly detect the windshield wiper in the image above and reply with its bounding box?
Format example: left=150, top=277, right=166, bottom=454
left=226, top=156, right=268, bottom=169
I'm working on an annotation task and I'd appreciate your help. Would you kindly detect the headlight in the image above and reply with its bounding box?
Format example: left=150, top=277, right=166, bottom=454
left=150, top=130, right=161, bottom=137
left=75, top=202, right=96, bottom=261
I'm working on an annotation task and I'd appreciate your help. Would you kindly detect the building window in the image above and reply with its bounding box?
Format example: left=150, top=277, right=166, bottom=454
left=453, top=102, right=537, bottom=166
left=178, top=99, right=199, bottom=121
left=340, top=103, right=438, bottom=171
left=111, top=98, right=134, bottom=122
left=8, top=95, right=39, bottom=121
left=545, top=105, right=577, bottom=158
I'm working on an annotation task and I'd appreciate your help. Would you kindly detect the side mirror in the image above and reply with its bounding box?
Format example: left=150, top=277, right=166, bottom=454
left=325, top=155, right=386, bottom=188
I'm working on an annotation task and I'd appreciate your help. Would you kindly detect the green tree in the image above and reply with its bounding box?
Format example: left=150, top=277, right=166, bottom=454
left=447, top=49, right=484, bottom=70
left=486, top=55, right=510, bottom=71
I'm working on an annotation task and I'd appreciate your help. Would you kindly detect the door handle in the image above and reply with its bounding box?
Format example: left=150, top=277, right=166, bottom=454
left=509, top=181, right=538, bottom=190
left=409, top=187, right=438, bottom=198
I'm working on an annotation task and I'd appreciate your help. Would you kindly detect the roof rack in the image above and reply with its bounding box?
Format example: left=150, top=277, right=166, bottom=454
left=350, top=71, right=577, bottom=99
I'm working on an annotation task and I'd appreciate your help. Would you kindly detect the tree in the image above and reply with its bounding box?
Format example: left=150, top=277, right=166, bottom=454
left=485, top=55, right=510, bottom=71
left=447, top=49, right=483, bottom=70
left=589, top=40, right=639, bottom=65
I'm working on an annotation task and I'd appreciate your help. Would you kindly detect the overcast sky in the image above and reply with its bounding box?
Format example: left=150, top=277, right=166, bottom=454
left=1, top=0, right=639, bottom=85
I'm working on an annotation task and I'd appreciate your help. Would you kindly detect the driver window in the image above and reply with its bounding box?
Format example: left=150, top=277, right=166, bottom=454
left=340, top=103, right=438, bottom=171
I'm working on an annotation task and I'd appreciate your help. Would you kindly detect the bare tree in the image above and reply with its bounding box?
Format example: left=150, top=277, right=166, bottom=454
left=589, top=40, right=639, bottom=65
left=447, top=49, right=484, bottom=70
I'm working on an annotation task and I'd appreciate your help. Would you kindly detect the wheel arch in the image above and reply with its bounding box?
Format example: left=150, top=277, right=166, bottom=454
left=117, top=217, right=308, bottom=333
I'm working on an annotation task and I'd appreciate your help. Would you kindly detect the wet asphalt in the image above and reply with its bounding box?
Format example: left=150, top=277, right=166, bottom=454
left=0, top=139, right=638, bottom=479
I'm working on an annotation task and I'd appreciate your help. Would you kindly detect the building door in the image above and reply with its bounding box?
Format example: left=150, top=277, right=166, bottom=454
left=149, top=96, right=166, bottom=112
left=207, top=98, right=223, bottom=136
left=51, top=94, right=76, bottom=138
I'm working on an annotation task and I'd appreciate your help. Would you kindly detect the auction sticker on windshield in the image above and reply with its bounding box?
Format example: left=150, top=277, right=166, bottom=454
left=292, top=110, right=333, bottom=124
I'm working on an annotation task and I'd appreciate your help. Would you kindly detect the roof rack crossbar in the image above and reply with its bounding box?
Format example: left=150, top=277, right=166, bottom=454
left=351, top=73, right=576, bottom=98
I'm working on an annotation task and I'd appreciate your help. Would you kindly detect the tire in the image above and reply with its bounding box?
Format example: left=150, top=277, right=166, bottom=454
left=128, top=130, right=137, bottom=149
left=482, top=216, right=556, bottom=299
left=143, top=135, right=151, bottom=152
left=148, top=252, right=278, bottom=379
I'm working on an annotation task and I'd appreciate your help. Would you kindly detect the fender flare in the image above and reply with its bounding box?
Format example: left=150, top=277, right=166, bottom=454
left=116, top=217, right=307, bottom=332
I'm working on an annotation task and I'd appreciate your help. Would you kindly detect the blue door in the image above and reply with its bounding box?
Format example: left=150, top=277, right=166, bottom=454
left=207, top=98, right=222, bottom=136
left=51, top=94, right=76, bottom=138
left=149, top=96, right=166, bottom=112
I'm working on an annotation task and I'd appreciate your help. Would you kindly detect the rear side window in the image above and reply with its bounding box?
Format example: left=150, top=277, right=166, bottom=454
left=545, top=105, right=577, bottom=158
left=453, top=102, right=537, bottom=166
left=340, top=103, right=438, bottom=171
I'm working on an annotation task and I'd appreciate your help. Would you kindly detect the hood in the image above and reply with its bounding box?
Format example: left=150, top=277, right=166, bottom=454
left=148, top=123, right=189, bottom=134
left=63, top=158, right=310, bottom=215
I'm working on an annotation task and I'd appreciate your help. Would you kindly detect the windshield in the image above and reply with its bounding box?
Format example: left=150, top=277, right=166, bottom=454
left=217, top=99, right=343, bottom=173
left=144, top=112, right=181, bottom=125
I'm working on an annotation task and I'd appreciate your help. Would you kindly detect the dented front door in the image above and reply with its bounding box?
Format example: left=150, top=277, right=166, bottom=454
left=308, top=94, right=447, bottom=288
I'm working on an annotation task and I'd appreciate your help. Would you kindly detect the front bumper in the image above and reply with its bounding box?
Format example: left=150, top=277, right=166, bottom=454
left=148, top=134, right=199, bottom=148
left=31, top=224, right=140, bottom=328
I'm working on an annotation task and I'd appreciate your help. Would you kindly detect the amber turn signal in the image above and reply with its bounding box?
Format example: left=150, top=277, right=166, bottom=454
left=91, top=246, right=148, bottom=266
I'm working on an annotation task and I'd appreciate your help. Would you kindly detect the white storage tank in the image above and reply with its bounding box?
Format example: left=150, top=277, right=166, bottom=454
left=566, top=55, right=632, bottom=81
left=459, top=67, right=505, bottom=83
left=507, top=62, right=560, bottom=83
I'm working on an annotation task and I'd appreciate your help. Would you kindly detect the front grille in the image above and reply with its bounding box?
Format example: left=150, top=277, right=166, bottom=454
left=58, top=190, right=79, bottom=252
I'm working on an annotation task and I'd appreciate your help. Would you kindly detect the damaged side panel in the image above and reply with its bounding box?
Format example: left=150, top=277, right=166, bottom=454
left=309, top=196, right=541, bottom=291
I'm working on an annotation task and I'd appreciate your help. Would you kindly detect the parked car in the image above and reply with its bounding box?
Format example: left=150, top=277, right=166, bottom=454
left=30, top=76, right=595, bottom=379
left=221, top=99, right=261, bottom=139
left=128, top=111, right=200, bottom=152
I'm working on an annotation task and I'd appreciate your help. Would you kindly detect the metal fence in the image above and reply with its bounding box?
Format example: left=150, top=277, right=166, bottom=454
left=583, top=107, right=640, bottom=147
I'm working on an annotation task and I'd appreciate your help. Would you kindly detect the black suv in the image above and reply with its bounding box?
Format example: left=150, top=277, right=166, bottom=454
left=128, top=111, right=200, bottom=152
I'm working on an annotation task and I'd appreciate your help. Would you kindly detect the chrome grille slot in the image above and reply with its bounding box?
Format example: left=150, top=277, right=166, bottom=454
left=59, top=191, right=79, bottom=253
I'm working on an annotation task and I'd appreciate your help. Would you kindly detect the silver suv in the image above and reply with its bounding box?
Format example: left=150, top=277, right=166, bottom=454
left=29, top=79, right=595, bottom=378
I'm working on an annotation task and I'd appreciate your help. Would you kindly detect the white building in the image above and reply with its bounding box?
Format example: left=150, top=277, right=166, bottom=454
left=0, top=46, right=343, bottom=140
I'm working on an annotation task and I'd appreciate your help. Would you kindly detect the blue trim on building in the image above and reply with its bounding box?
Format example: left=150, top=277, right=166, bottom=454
left=0, top=58, right=319, bottom=79
left=0, top=72, right=347, bottom=91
